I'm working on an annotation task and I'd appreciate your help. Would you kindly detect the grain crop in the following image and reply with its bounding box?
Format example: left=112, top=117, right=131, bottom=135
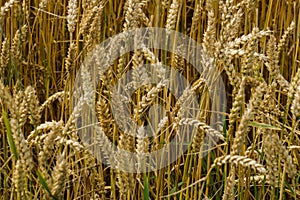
left=0, top=0, right=299, bottom=199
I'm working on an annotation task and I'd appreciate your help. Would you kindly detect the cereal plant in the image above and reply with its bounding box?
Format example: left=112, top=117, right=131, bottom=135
left=0, top=0, right=299, bottom=199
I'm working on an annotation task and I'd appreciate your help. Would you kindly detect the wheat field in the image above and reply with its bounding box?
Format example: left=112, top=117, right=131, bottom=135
left=0, top=0, right=299, bottom=199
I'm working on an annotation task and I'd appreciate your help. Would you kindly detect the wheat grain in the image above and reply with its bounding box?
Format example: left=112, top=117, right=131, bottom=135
left=263, top=130, right=280, bottom=186
left=222, top=165, right=236, bottom=200
left=116, top=131, right=136, bottom=197
left=141, top=47, right=159, bottom=64
left=278, top=21, right=295, bottom=54
left=14, top=90, right=27, bottom=128
left=65, top=42, right=76, bottom=82
left=203, top=0, right=216, bottom=56
left=213, top=154, right=266, bottom=174
left=38, top=0, right=48, bottom=10
left=271, top=133, right=297, bottom=178
left=291, top=85, right=300, bottom=119
left=172, top=45, right=185, bottom=72
left=231, top=81, right=266, bottom=155
left=24, top=86, right=41, bottom=126
left=180, top=118, right=224, bottom=141
left=0, top=81, right=12, bottom=110
left=132, top=50, right=146, bottom=88
left=265, top=35, right=289, bottom=91
left=79, top=6, right=98, bottom=37
left=21, top=0, right=29, bottom=21
left=231, top=104, right=252, bottom=155
left=12, top=159, right=25, bottom=198
left=227, top=77, right=245, bottom=137
left=162, top=0, right=171, bottom=9
left=51, top=152, right=67, bottom=198
left=227, top=29, right=271, bottom=49
left=0, top=38, right=9, bottom=76
left=221, top=3, right=244, bottom=44
left=165, top=0, right=180, bottom=31
left=266, top=35, right=280, bottom=81
left=27, top=121, right=63, bottom=145
left=136, top=126, right=149, bottom=172
left=8, top=88, right=34, bottom=177
left=135, top=80, right=169, bottom=120
left=0, top=0, right=299, bottom=199
left=38, top=123, right=62, bottom=186
left=56, top=136, right=84, bottom=152
left=11, top=25, right=28, bottom=67
left=82, top=0, right=96, bottom=10
left=96, top=98, right=114, bottom=141
left=87, top=4, right=104, bottom=46
left=191, top=2, right=202, bottom=35
left=260, top=83, right=284, bottom=118
left=67, top=0, right=78, bottom=34
left=288, top=67, right=300, bottom=106
left=123, top=0, right=139, bottom=30
left=0, top=0, right=19, bottom=23
left=39, top=91, right=66, bottom=115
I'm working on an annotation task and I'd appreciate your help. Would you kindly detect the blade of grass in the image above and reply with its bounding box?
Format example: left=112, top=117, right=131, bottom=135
left=143, top=173, right=149, bottom=200
left=37, top=170, right=53, bottom=197
left=249, top=121, right=281, bottom=131
left=2, top=109, right=18, bottom=160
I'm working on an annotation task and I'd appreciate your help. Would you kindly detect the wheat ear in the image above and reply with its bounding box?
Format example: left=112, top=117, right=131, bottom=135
left=67, top=0, right=78, bottom=34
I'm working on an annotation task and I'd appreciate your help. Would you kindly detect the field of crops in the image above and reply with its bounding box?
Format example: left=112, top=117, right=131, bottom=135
left=0, top=0, right=299, bottom=199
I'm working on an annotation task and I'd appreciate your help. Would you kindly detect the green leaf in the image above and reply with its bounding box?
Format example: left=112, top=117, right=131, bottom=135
left=249, top=121, right=281, bottom=131
left=2, top=109, right=18, bottom=160
left=143, top=173, right=149, bottom=200
left=37, top=170, right=52, bottom=196
left=285, top=181, right=295, bottom=196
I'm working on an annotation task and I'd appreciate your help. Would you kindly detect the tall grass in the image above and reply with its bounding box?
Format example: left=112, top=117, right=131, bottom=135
left=0, top=0, right=299, bottom=199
